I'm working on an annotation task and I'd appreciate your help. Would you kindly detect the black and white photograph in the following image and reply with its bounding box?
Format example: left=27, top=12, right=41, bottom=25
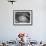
left=13, top=10, right=32, bottom=25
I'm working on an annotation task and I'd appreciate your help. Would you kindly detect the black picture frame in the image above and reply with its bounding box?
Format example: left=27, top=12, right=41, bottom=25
left=13, top=10, right=33, bottom=26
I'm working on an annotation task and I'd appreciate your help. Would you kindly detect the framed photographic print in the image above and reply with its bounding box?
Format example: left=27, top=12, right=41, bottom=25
left=13, top=10, right=33, bottom=26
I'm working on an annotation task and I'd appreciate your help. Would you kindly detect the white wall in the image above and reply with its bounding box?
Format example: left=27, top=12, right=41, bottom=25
left=0, top=0, right=46, bottom=42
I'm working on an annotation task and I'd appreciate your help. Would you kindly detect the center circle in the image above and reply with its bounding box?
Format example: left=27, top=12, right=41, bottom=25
left=19, top=16, right=27, bottom=22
